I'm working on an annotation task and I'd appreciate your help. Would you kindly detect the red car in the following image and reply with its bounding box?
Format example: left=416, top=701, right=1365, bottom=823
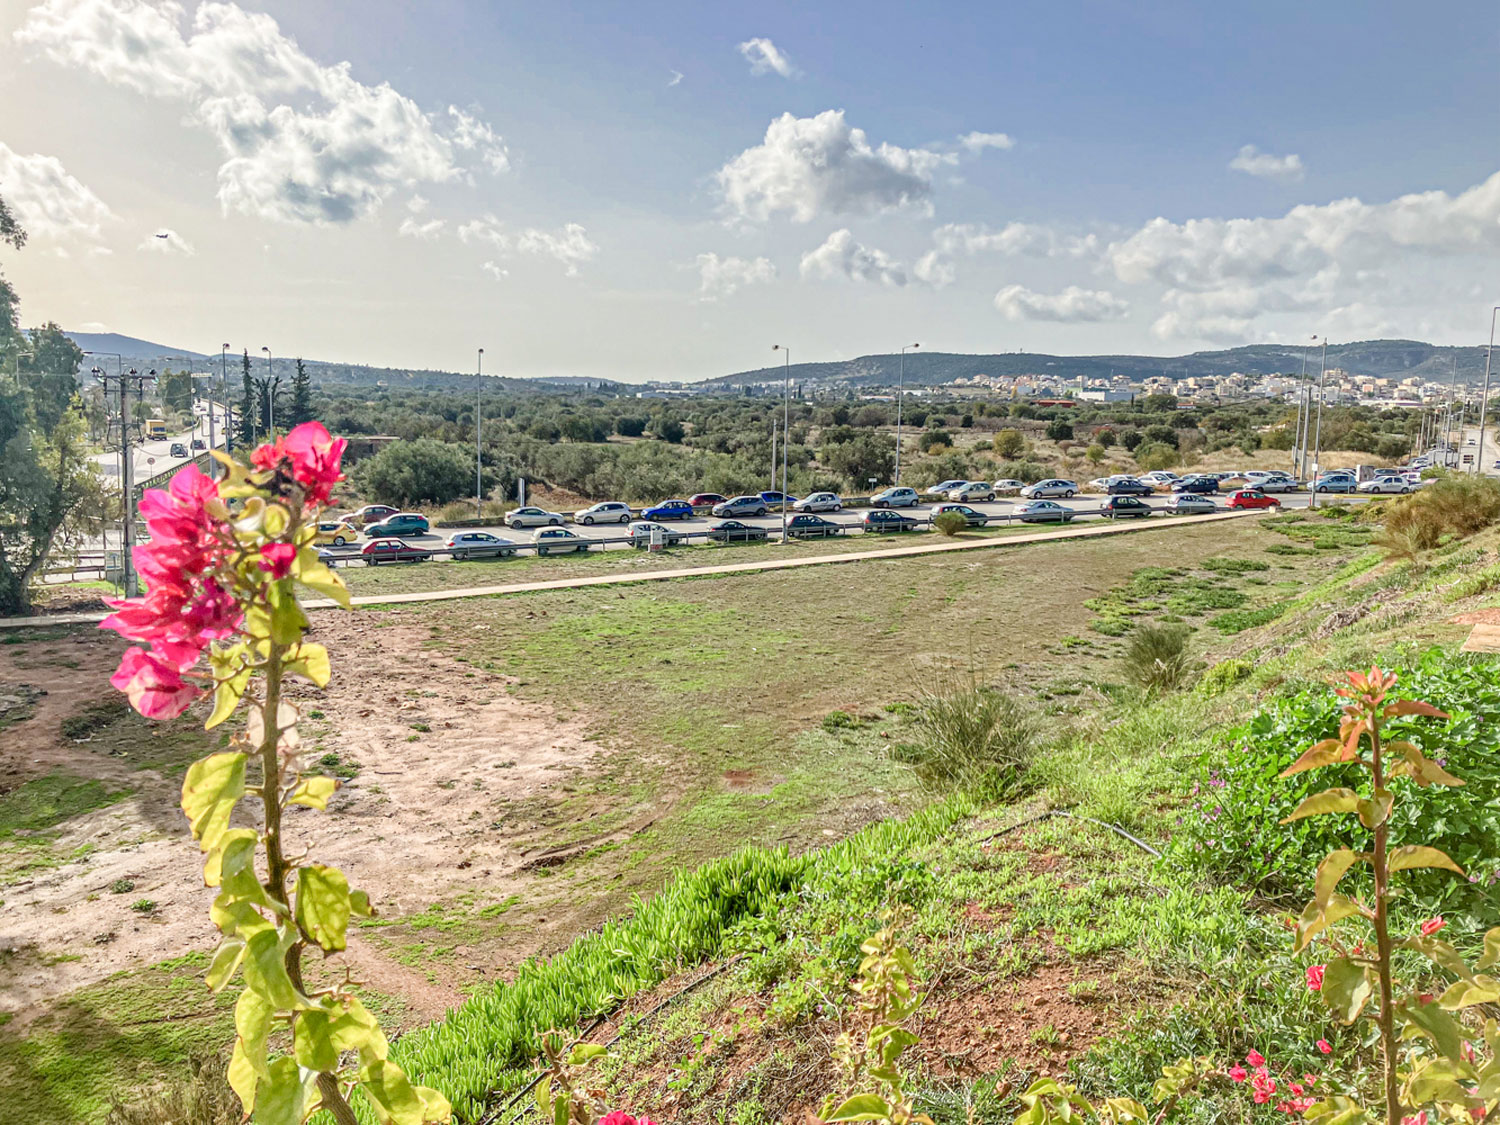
left=1227, top=489, right=1281, bottom=510
left=361, top=537, right=432, bottom=564
left=687, top=493, right=727, bottom=508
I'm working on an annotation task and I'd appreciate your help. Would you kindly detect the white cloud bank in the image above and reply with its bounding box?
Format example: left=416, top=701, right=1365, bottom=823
left=738, top=37, right=794, bottom=78
left=1229, top=144, right=1305, bottom=182
left=16, top=0, right=509, bottom=224
left=695, top=252, right=776, bottom=299
left=458, top=216, right=599, bottom=276
left=993, top=284, right=1129, bottom=322
left=0, top=140, right=115, bottom=242
left=958, top=131, right=1014, bottom=155
left=717, top=109, right=952, bottom=223
left=800, top=229, right=907, bottom=286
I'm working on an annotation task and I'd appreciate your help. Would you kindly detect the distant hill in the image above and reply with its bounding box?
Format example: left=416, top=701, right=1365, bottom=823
left=64, top=332, right=209, bottom=363
left=703, top=339, right=1491, bottom=389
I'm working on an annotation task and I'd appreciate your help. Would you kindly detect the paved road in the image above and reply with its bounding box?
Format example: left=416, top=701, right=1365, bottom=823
left=91, top=400, right=233, bottom=484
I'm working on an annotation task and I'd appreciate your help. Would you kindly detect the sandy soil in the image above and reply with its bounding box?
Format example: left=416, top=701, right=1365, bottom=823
left=0, top=614, right=613, bottom=1023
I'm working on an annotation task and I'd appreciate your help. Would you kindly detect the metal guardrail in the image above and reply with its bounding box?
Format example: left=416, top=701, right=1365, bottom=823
left=131, top=451, right=215, bottom=503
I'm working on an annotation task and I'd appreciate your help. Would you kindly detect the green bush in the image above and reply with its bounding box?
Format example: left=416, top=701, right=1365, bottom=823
left=1121, top=623, right=1191, bottom=694
left=1167, top=649, right=1500, bottom=921
left=1380, top=475, right=1500, bottom=551
left=821, top=710, right=862, bottom=732
left=897, top=679, right=1037, bottom=787
left=1195, top=657, right=1253, bottom=697
left=1198, top=557, right=1270, bottom=575
left=931, top=511, right=969, bottom=537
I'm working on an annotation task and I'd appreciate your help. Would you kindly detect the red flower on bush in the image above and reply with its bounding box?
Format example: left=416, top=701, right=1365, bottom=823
left=1421, top=916, right=1446, bottom=936
left=1251, top=1069, right=1277, bottom=1105
left=257, top=544, right=297, bottom=579
left=109, top=645, right=201, bottom=719
left=1228, top=1065, right=1248, bottom=1083
left=1246, top=1049, right=1266, bottom=1067
left=599, top=1114, right=659, bottom=1125
left=1317, top=1038, right=1332, bottom=1055
left=250, top=421, right=346, bottom=504
left=1306, top=964, right=1325, bottom=991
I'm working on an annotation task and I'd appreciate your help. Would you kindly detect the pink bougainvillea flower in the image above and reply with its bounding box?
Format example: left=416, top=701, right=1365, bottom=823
left=110, top=646, right=201, bottom=719
left=1421, top=916, right=1446, bottom=936
left=1472, top=1104, right=1487, bottom=1120
left=252, top=422, right=346, bottom=505
left=1228, top=1065, right=1248, bottom=1083
left=1306, top=964, right=1325, bottom=991
left=1246, top=1049, right=1266, bottom=1068
left=598, top=1114, right=638, bottom=1125
left=1317, top=1039, right=1332, bottom=1055
left=1251, top=1070, right=1276, bottom=1105
left=1403, top=1112, right=1428, bottom=1125
left=257, top=543, right=298, bottom=579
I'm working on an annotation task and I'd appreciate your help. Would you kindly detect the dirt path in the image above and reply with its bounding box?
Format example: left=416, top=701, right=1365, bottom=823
left=0, top=614, right=610, bottom=1023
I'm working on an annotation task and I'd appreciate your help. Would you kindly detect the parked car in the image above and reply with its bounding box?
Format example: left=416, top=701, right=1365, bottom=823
left=1107, top=478, right=1155, bottom=496
left=1014, top=500, right=1075, bottom=523
left=1257, top=475, right=1300, bottom=493
left=929, top=503, right=989, bottom=527
left=1101, top=495, right=1154, bottom=519
left=446, top=531, right=517, bottom=559
left=949, top=481, right=997, bottom=502
left=365, top=512, right=430, bottom=537
left=314, top=519, right=360, bottom=546
left=785, top=514, right=845, bottom=538
left=1227, top=489, right=1282, bottom=510
left=533, top=527, right=591, bottom=555
left=190, top=438, right=206, bottom=450
left=862, top=509, right=920, bottom=533
left=1312, top=474, right=1358, bottom=494
left=1170, top=475, right=1218, bottom=495
left=925, top=480, right=969, bottom=497
left=361, top=537, right=431, bottom=564
left=627, top=520, right=686, bottom=547
left=1020, top=479, right=1078, bottom=499
left=706, top=519, right=768, bottom=543
left=575, top=501, right=633, bottom=525
left=793, top=491, right=843, bottom=512
left=351, top=504, right=399, bottom=525
left=1166, top=494, right=1220, bottom=515
left=504, top=506, right=565, bottom=528
left=1089, top=474, right=1136, bottom=492
left=870, top=486, right=921, bottom=508
left=1139, top=471, right=1180, bottom=484
left=712, top=495, right=770, bottom=518
left=641, top=499, right=696, bottom=520
left=688, top=493, right=728, bottom=508
left=760, top=490, right=798, bottom=507
left=1357, top=477, right=1414, bottom=494
left=991, top=479, right=1025, bottom=495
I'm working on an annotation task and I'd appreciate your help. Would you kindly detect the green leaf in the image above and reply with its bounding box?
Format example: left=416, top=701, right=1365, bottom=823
left=1356, top=788, right=1393, bottom=829
left=349, top=889, right=375, bottom=918
left=1100, top=1097, right=1151, bottom=1123
left=284, top=642, right=331, bottom=688
left=1400, top=998, right=1467, bottom=1060
left=825, top=1093, right=893, bottom=1121
left=295, top=865, right=351, bottom=952
left=359, top=1059, right=433, bottom=1125
left=228, top=986, right=272, bottom=1108
left=206, top=643, right=251, bottom=730
left=181, top=752, right=246, bottom=851
left=205, top=937, right=246, bottom=992
left=244, top=927, right=298, bottom=1010
left=568, top=1042, right=608, bottom=1064
left=267, top=581, right=309, bottom=647
left=294, top=1008, right=340, bottom=1073
left=295, top=546, right=351, bottom=608
left=1281, top=787, right=1359, bottom=824
left=1476, top=926, right=1500, bottom=970
left=1388, top=845, right=1464, bottom=876
left=255, top=1056, right=320, bottom=1125
left=289, top=776, right=339, bottom=810
left=202, top=827, right=259, bottom=888
left=1321, top=957, right=1374, bottom=1023
left=1439, top=976, right=1500, bottom=1010
left=1294, top=893, right=1366, bottom=953
left=1314, top=849, right=1365, bottom=907
left=1391, top=741, right=1466, bottom=788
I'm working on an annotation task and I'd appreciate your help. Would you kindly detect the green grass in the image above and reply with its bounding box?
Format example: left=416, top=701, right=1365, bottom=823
left=0, top=773, right=132, bottom=840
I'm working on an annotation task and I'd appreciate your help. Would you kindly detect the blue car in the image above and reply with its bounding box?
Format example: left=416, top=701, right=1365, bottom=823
left=641, top=499, right=695, bottom=520
left=759, top=490, right=798, bottom=507
left=1171, top=475, right=1218, bottom=495
left=1313, top=474, right=1358, bottom=494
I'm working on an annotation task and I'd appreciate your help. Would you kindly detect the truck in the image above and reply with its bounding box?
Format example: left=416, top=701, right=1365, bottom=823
left=145, top=418, right=168, bottom=440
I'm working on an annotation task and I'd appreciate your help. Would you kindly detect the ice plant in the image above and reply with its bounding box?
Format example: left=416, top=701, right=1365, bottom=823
left=102, top=425, right=449, bottom=1125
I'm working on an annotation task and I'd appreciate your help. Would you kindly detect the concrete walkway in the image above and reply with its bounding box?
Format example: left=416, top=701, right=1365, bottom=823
left=1, top=510, right=1258, bottom=631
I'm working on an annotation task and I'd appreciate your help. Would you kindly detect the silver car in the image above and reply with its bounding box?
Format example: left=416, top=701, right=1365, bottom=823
left=505, top=506, right=565, bottom=528
left=445, top=531, right=517, bottom=559
left=1165, top=494, right=1219, bottom=515
left=533, top=527, right=591, bottom=555
left=711, top=495, right=770, bottom=518
left=949, top=481, right=996, bottom=503
left=574, top=501, right=633, bottom=525
left=793, top=491, right=843, bottom=513
left=991, top=479, right=1025, bottom=495
left=1020, top=478, right=1078, bottom=499
left=627, top=520, right=686, bottom=547
left=870, top=487, right=921, bottom=508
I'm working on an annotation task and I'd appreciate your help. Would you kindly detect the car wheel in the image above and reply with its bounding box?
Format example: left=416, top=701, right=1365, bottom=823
left=621, top=514, right=631, bottom=524
left=550, top=518, right=561, bottom=526
left=757, top=508, right=768, bottom=517
left=1401, top=486, right=1412, bottom=494
left=581, top=515, right=594, bottom=525
left=1064, top=490, right=1074, bottom=498
left=333, top=535, right=345, bottom=546
left=833, top=504, right=841, bottom=512
left=455, top=551, right=467, bottom=561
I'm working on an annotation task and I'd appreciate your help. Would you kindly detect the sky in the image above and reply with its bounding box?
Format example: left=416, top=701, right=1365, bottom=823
left=1, top=0, right=1498, bottom=383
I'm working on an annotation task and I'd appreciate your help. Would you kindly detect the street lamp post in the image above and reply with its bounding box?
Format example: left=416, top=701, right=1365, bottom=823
left=475, top=347, right=485, bottom=517
left=1477, top=307, right=1499, bottom=477
left=1295, top=336, right=1317, bottom=479
left=221, top=344, right=232, bottom=459
left=1310, top=338, right=1330, bottom=510
left=894, top=343, right=919, bottom=485
left=260, top=347, right=274, bottom=436
left=772, top=345, right=790, bottom=542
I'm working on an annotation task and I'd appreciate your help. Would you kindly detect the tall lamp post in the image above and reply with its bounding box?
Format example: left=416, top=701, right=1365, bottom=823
left=1477, top=307, right=1499, bottom=477
left=260, top=346, right=274, bottom=436
left=894, top=342, right=919, bottom=485
left=475, top=347, right=485, bottom=517
left=220, top=343, right=233, bottom=459
left=772, top=344, right=791, bottom=542
left=1309, top=337, right=1330, bottom=510
left=1295, top=336, right=1318, bottom=479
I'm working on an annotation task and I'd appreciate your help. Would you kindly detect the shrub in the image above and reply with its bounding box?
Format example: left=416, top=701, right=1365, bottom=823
left=105, top=1054, right=240, bottom=1125
left=1121, top=623, right=1191, bottom=694
left=1379, top=474, right=1500, bottom=551
left=1198, top=556, right=1270, bottom=575
left=932, top=511, right=969, bottom=536
left=821, top=709, right=862, bottom=732
left=1196, top=657, right=1253, bottom=697
left=1133, top=441, right=1179, bottom=472
left=898, top=678, right=1036, bottom=787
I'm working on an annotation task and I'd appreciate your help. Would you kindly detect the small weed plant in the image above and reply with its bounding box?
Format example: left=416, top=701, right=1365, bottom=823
left=1122, top=624, right=1191, bottom=695
left=896, top=677, right=1036, bottom=788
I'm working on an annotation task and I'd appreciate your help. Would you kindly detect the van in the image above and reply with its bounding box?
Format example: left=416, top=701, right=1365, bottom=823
left=145, top=418, right=168, bottom=440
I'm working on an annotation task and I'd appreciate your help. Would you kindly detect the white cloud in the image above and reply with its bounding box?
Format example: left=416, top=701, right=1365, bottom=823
left=667, top=69, right=683, bottom=87
left=398, top=216, right=445, bottom=239
left=958, top=131, right=1015, bottom=155
left=480, top=260, right=508, bottom=280
left=993, top=284, right=1130, bottom=322
left=458, top=215, right=598, bottom=275
left=0, top=140, right=115, bottom=241
left=716, top=109, right=952, bottom=223
left=738, top=37, right=794, bottom=78
left=16, top=0, right=508, bottom=224
left=916, top=221, right=1100, bottom=287
left=695, top=252, right=776, bottom=299
left=1229, top=144, right=1305, bottom=182
left=799, top=229, right=907, bottom=286
left=913, top=250, right=955, bottom=288
left=139, top=227, right=195, bottom=255
left=406, top=195, right=429, bottom=213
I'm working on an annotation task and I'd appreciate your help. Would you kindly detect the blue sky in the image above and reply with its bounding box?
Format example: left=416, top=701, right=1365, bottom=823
left=1, top=0, right=1497, bottom=380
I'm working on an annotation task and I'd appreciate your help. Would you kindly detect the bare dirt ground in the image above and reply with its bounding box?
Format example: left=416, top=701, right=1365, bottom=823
left=0, top=613, right=620, bottom=1024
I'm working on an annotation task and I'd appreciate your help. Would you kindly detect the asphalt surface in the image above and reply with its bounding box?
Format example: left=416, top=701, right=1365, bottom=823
left=90, top=401, right=233, bottom=484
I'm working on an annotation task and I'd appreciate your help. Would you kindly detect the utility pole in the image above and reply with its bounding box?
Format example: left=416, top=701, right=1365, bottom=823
left=221, top=344, right=233, bottom=461
left=1478, top=307, right=1499, bottom=476
left=475, top=347, right=485, bottom=517
left=1296, top=337, right=1317, bottom=479
left=770, top=417, right=778, bottom=492
left=773, top=345, right=790, bottom=542
left=894, top=343, right=919, bottom=485
left=261, top=347, right=275, bottom=435
left=1310, top=338, right=1329, bottom=510
left=99, top=367, right=155, bottom=597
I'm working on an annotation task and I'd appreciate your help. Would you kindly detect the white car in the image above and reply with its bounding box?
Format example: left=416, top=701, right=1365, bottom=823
left=533, top=527, right=591, bottom=555
left=1166, top=494, right=1219, bottom=515
left=1357, top=477, right=1415, bottom=494
left=870, top=487, right=921, bottom=508
left=925, top=479, right=970, bottom=497
left=574, top=501, right=633, bottom=525
left=793, top=491, right=843, bottom=513
left=948, top=481, right=996, bottom=502
left=1020, top=478, right=1078, bottom=499
left=445, top=531, right=517, bottom=559
left=1139, top=471, right=1180, bottom=485
left=991, top=479, right=1025, bottom=495
left=627, top=520, right=686, bottom=547
left=504, top=506, right=565, bottom=528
